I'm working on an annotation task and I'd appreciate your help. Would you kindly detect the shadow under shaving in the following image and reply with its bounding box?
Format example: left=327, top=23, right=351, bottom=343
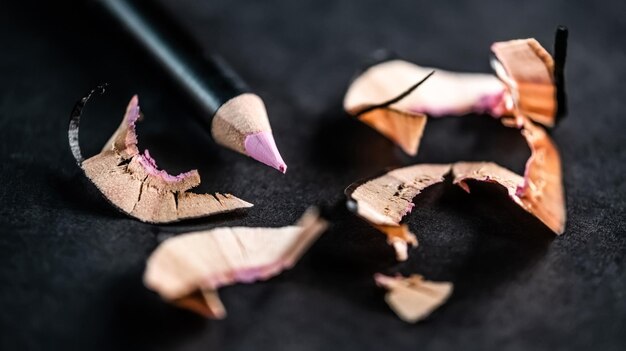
left=279, top=200, right=404, bottom=316
left=308, top=107, right=531, bottom=181
left=298, top=175, right=555, bottom=319
left=394, top=179, right=554, bottom=308
left=447, top=183, right=554, bottom=309
left=416, top=114, right=531, bottom=174
left=105, top=268, right=210, bottom=350
left=50, top=170, right=128, bottom=221
left=307, top=101, right=405, bottom=174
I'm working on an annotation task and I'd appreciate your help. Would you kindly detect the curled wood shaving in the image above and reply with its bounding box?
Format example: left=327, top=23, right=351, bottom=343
left=491, top=37, right=558, bottom=127
left=343, top=29, right=567, bottom=155
left=68, top=88, right=252, bottom=223
left=144, top=208, right=328, bottom=318
left=346, top=119, right=566, bottom=260
left=453, top=120, right=566, bottom=234
left=346, top=164, right=451, bottom=260
left=343, top=69, right=433, bottom=155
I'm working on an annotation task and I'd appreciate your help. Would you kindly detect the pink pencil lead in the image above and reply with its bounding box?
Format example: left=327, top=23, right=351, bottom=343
left=244, top=131, right=287, bottom=174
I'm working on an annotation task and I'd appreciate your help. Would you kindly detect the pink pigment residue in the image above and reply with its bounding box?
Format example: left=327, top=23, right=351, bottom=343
left=200, top=260, right=288, bottom=290
left=400, top=202, right=415, bottom=217
left=473, top=91, right=506, bottom=116
left=407, top=90, right=505, bottom=118
left=515, top=156, right=533, bottom=197
left=137, top=149, right=196, bottom=183
left=123, top=96, right=196, bottom=183
left=124, top=95, right=141, bottom=149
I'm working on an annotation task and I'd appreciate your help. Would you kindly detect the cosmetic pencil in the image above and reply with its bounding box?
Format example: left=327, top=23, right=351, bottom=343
left=99, top=0, right=287, bottom=173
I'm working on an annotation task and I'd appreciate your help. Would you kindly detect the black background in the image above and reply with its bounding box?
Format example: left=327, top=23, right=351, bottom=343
left=1, top=1, right=625, bottom=350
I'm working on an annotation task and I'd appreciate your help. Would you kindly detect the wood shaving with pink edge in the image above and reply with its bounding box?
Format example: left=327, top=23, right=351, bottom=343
left=346, top=164, right=451, bottom=261
left=143, top=208, right=328, bottom=319
left=343, top=33, right=565, bottom=155
left=345, top=119, right=566, bottom=264
left=69, top=91, right=252, bottom=223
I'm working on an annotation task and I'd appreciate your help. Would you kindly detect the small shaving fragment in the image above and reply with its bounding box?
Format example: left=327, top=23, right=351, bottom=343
left=346, top=164, right=451, bottom=260
left=453, top=120, right=566, bottom=234
left=374, top=274, right=453, bottom=323
left=68, top=86, right=252, bottom=223
left=491, top=37, right=558, bottom=127
left=144, top=208, right=328, bottom=319
left=371, top=224, right=416, bottom=262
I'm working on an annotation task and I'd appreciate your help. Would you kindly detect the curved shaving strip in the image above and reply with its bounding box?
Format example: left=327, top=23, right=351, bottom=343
left=345, top=164, right=451, bottom=260
left=452, top=121, right=566, bottom=234
left=144, top=208, right=328, bottom=318
left=68, top=87, right=252, bottom=223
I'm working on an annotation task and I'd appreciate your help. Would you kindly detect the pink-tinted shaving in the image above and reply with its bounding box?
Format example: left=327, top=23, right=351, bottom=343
left=137, top=149, right=197, bottom=183
left=124, top=97, right=197, bottom=184
left=516, top=145, right=537, bottom=197
left=124, top=95, right=141, bottom=152
left=400, top=203, right=415, bottom=217
left=475, top=91, right=507, bottom=116
left=200, top=258, right=293, bottom=290
left=407, top=91, right=506, bottom=118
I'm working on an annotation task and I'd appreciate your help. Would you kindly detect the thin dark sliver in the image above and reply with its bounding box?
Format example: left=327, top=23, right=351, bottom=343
left=68, top=84, right=108, bottom=166
left=554, top=25, right=568, bottom=123
left=67, top=83, right=135, bottom=220
left=354, top=71, right=435, bottom=117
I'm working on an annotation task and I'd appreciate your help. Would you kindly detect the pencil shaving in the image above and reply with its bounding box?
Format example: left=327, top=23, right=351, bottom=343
left=453, top=120, right=566, bottom=234
left=375, top=274, right=453, bottom=323
left=143, top=208, right=328, bottom=318
left=69, top=88, right=252, bottom=223
left=346, top=60, right=507, bottom=118
left=344, top=69, right=434, bottom=155
left=346, top=164, right=450, bottom=260
left=371, top=224, right=416, bottom=262
left=346, top=120, right=565, bottom=258
left=491, top=38, right=557, bottom=127
left=344, top=29, right=567, bottom=155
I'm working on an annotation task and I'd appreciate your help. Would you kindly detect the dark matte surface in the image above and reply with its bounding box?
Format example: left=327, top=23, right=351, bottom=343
left=1, top=1, right=625, bottom=350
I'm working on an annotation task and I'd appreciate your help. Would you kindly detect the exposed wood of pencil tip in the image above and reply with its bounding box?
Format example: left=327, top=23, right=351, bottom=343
left=211, top=93, right=287, bottom=173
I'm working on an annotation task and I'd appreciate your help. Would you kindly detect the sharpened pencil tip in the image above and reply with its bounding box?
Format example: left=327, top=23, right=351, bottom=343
left=244, top=131, right=287, bottom=173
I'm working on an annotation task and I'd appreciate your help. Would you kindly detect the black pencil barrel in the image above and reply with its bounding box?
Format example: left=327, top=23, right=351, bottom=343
left=99, top=0, right=248, bottom=117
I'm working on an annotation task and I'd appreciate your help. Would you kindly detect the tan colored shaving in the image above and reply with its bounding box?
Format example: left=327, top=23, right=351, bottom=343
left=492, top=38, right=557, bottom=127
left=349, top=164, right=451, bottom=260
left=453, top=120, right=565, bottom=234
left=144, top=208, right=328, bottom=319
left=375, top=274, right=453, bottom=323
left=343, top=60, right=507, bottom=155
left=81, top=96, right=252, bottom=223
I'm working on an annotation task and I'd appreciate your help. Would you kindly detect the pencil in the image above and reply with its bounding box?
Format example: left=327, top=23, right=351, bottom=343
left=99, top=0, right=287, bottom=173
